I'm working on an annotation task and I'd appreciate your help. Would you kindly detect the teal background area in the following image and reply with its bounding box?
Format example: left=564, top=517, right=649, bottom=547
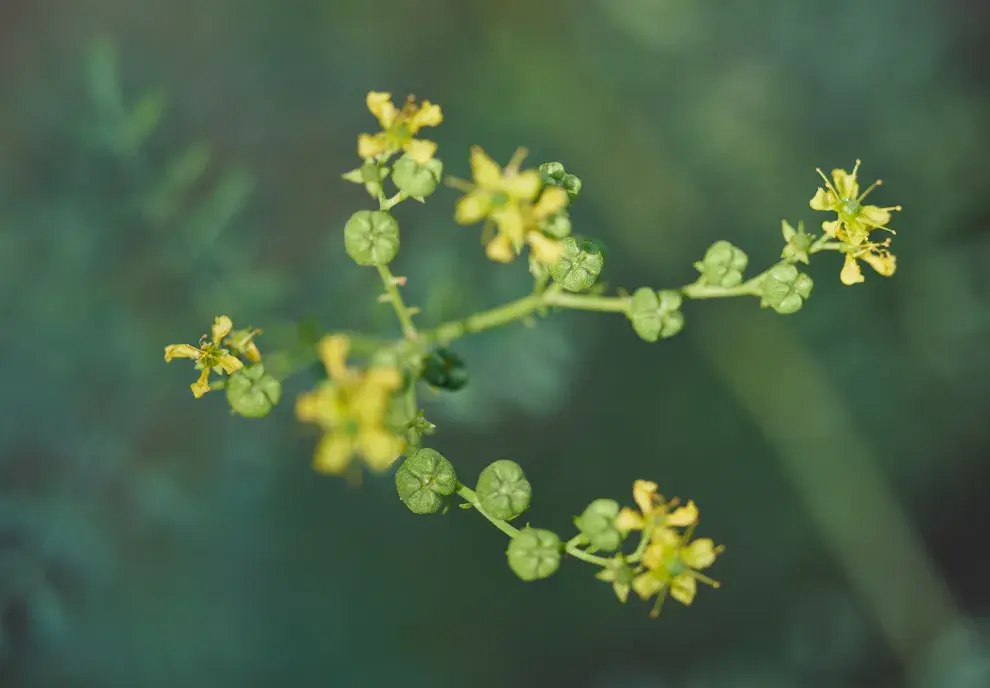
left=1, top=1, right=989, bottom=686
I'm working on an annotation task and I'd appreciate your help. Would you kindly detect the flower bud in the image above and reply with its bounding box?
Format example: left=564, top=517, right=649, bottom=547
left=540, top=211, right=572, bottom=239
left=391, top=153, right=443, bottom=199
left=627, top=288, right=685, bottom=342
left=562, top=173, right=582, bottom=200
left=476, top=459, right=531, bottom=521
left=575, top=498, right=624, bottom=551
left=538, top=162, right=566, bottom=182
left=549, top=237, right=604, bottom=292
left=506, top=527, right=561, bottom=581
left=760, top=263, right=814, bottom=314
left=395, top=448, right=458, bottom=515
left=344, top=210, right=400, bottom=266
left=225, top=364, right=281, bottom=418
left=780, top=219, right=813, bottom=265
left=421, top=347, right=469, bottom=391
left=693, top=240, right=748, bottom=287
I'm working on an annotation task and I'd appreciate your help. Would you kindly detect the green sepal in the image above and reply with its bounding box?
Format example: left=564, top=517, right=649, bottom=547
left=342, top=159, right=390, bottom=199
left=225, top=364, right=281, bottom=418
left=760, top=263, right=814, bottom=314
left=575, top=499, right=624, bottom=552
left=344, top=210, right=400, bottom=266
left=395, top=448, right=458, bottom=515
left=693, top=240, right=749, bottom=287
left=476, top=459, right=531, bottom=521
left=507, top=528, right=562, bottom=581
left=627, top=288, right=685, bottom=342
left=780, top=219, right=813, bottom=265
left=391, top=154, right=443, bottom=199
left=549, top=237, right=604, bottom=293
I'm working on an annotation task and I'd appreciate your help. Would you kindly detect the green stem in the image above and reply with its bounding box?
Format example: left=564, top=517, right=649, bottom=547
left=456, top=483, right=521, bottom=539
left=543, top=290, right=630, bottom=312
left=682, top=274, right=766, bottom=300
left=564, top=535, right=612, bottom=567
left=376, top=263, right=418, bottom=340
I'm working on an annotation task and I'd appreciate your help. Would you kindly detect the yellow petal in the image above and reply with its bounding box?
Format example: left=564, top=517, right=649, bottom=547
left=190, top=369, right=211, bottom=398
left=244, top=341, right=262, bottom=363
left=632, top=479, right=659, bottom=516
left=532, top=186, right=568, bottom=219
left=367, top=91, right=397, bottom=128
left=469, top=146, right=503, bottom=189
left=614, top=507, right=645, bottom=532
left=359, top=427, right=404, bottom=470
left=164, top=343, right=202, bottom=362
left=358, top=132, right=390, bottom=160
left=404, top=138, right=437, bottom=164
left=680, top=538, right=719, bottom=569
left=485, top=232, right=515, bottom=263
left=859, top=205, right=892, bottom=228
left=641, top=542, right=667, bottom=570
left=295, top=390, right=322, bottom=423
left=313, top=433, right=355, bottom=474
left=212, top=316, right=233, bottom=343
left=669, top=574, right=697, bottom=605
left=455, top=189, right=493, bottom=225
left=319, top=335, right=351, bottom=380
left=861, top=250, right=896, bottom=277
left=840, top=253, right=865, bottom=285
left=631, top=572, right=664, bottom=600
left=831, top=167, right=859, bottom=199
left=809, top=187, right=836, bottom=211
left=501, top=169, right=542, bottom=201
left=365, top=366, right=403, bottom=390
left=821, top=220, right=842, bottom=238
left=492, top=207, right=526, bottom=247
left=408, top=100, right=443, bottom=130
left=218, top=353, right=243, bottom=375
left=527, top=232, right=562, bottom=266
left=666, top=500, right=699, bottom=527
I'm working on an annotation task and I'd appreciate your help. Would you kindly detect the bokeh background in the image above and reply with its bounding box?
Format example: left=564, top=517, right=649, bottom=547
left=2, top=0, right=989, bottom=686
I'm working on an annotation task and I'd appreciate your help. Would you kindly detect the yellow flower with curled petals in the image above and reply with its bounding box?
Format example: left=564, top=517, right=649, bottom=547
left=633, top=526, right=724, bottom=617
left=614, top=479, right=699, bottom=533
left=809, top=160, right=901, bottom=247
left=839, top=240, right=897, bottom=286
left=357, top=91, right=443, bottom=164
left=164, top=315, right=245, bottom=398
left=454, top=146, right=568, bottom=265
left=295, top=335, right=405, bottom=475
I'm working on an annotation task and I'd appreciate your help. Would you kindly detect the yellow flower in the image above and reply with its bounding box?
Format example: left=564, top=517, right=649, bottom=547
left=454, top=146, right=568, bottom=265
left=839, top=240, right=897, bottom=286
left=295, top=335, right=405, bottom=475
left=633, top=526, right=724, bottom=617
left=225, top=327, right=263, bottom=363
left=614, top=479, right=699, bottom=533
left=357, top=91, right=443, bottom=164
left=809, top=160, right=901, bottom=247
left=164, top=315, right=244, bottom=398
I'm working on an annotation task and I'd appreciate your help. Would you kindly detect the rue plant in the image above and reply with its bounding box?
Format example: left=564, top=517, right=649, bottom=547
left=164, top=91, right=901, bottom=618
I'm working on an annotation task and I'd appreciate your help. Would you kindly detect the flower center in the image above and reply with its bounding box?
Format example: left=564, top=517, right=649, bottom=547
left=666, top=557, right=686, bottom=577
left=841, top=198, right=861, bottom=217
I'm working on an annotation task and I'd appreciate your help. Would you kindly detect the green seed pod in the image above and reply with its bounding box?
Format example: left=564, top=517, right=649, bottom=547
left=344, top=210, right=400, bottom=266
left=549, top=237, right=604, bottom=292
left=225, top=364, right=281, bottom=418
left=422, top=347, right=469, bottom=391
left=760, top=263, right=814, bottom=314
left=627, top=287, right=685, bottom=342
left=391, top=153, right=443, bottom=199
left=538, top=161, right=566, bottom=182
left=541, top=211, right=572, bottom=239
left=476, top=459, right=531, bottom=521
left=575, top=498, right=624, bottom=551
left=506, top=527, right=562, bottom=581
left=693, top=240, right=749, bottom=287
left=395, top=448, right=458, bottom=515
left=562, top=173, right=582, bottom=200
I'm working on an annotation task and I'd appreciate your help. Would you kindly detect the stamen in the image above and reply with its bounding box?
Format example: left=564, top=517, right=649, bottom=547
left=816, top=168, right=838, bottom=197
left=857, top=179, right=882, bottom=201
left=507, top=147, right=529, bottom=174
left=851, top=159, right=862, bottom=180
left=649, top=588, right=669, bottom=618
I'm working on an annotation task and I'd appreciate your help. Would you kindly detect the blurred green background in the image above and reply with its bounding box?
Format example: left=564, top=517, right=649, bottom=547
left=2, top=0, right=989, bottom=686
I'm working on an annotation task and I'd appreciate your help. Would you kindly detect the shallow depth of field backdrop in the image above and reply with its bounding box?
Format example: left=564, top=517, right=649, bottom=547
left=1, top=1, right=989, bottom=687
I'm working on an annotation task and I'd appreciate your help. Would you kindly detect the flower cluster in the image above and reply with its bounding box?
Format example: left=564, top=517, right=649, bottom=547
left=164, top=315, right=259, bottom=397
left=453, top=146, right=569, bottom=266
left=809, top=160, right=901, bottom=285
left=295, top=335, right=405, bottom=475
left=163, top=89, right=910, bottom=624
left=597, top=480, right=723, bottom=616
